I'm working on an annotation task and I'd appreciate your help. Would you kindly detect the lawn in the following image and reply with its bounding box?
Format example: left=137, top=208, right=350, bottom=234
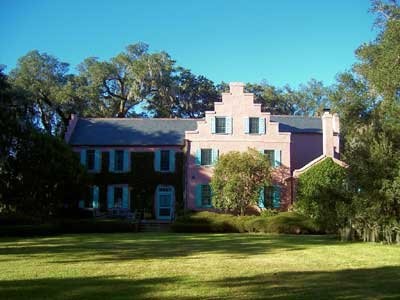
left=0, top=233, right=399, bottom=299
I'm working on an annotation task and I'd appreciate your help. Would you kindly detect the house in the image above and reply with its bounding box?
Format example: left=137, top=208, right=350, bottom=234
left=65, top=82, right=342, bottom=220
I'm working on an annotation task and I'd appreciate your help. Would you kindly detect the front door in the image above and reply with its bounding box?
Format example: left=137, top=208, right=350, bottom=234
left=156, top=186, right=174, bottom=220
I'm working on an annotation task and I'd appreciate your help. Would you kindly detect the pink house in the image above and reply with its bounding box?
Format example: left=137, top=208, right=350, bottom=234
left=66, top=82, right=342, bottom=220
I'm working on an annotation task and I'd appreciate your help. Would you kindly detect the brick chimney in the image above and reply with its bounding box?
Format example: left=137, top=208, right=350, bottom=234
left=322, top=110, right=334, bottom=157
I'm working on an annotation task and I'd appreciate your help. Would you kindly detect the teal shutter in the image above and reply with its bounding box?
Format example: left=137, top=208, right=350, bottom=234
left=154, top=150, right=161, bottom=171
left=274, top=150, right=281, bottom=167
left=123, top=150, right=130, bottom=172
left=78, top=200, right=85, bottom=208
left=122, top=186, right=129, bottom=209
left=244, top=117, right=249, bottom=134
left=195, top=184, right=202, bottom=208
left=93, top=186, right=99, bottom=208
left=80, top=150, right=86, bottom=167
left=109, top=150, right=115, bottom=172
left=195, top=149, right=201, bottom=165
left=226, top=117, right=232, bottom=134
left=107, top=186, right=114, bottom=208
left=169, top=150, right=175, bottom=172
left=94, top=150, right=101, bottom=172
left=211, top=149, right=219, bottom=165
left=211, top=117, right=216, bottom=134
left=272, top=186, right=281, bottom=208
left=259, top=118, right=265, bottom=134
left=258, top=187, right=265, bottom=208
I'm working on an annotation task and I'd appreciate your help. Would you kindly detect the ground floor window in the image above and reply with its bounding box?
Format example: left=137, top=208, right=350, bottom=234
left=107, top=185, right=129, bottom=209
left=195, top=184, right=212, bottom=208
left=259, top=185, right=281, bottom=209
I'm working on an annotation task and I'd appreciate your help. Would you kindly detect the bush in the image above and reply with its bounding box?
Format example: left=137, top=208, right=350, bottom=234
left=171, top=211, right=320, bottom=234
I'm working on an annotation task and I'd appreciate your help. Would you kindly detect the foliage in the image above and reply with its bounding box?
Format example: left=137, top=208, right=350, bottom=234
left=296, top=158, right=349, bottom=232
left=171, top=211, right=319, bottom=234
left=210, top=149, right=271, bottom=215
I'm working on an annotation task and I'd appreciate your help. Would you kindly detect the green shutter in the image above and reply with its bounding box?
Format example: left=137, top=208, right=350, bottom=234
left=109, top=150, right=115, bottom=172
left=259, top=118, right=265, bottom=134
left=80, top=150, right=86, bottom=167
left=258, top=187, right=265, bottom=208
left=123, top=150, right=130, bottom=172
left=154, top=150, right=161, bottom=171
left=211, top=149, right=219, bottom=165
left=93, top=186, right=99, bottom=208
left=169, top=150, right=175, bottom=172
left=122, top=186, right=129, bottom=209
left=226, top=117, right=232, bottom=134
left=211, top=117, right=216, bottom=134
left=272, top=186, right=281, bottom=208
left=107, top=186, right=114, bottom=208
left=195, top=184, right=202, bottom=208
left=195, top=149, right=201, bottom=165
left=244, top=117, right=249, bottom=134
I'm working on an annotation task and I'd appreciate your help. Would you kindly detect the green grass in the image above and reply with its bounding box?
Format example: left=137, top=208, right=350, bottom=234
left=0, top=233, right=399, bottom=299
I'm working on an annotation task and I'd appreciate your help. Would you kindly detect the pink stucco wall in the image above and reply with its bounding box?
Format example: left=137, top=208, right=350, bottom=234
left=185, top=82, right=292, bottom=210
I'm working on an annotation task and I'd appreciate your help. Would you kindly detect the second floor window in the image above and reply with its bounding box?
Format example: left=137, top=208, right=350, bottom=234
left=86, top=150, right=95, bottom=170
left=264, top=150, right=275, bottom=166
left=160, top=150, right=170, bottom=171
left=115, top=150, right=124, bottom=171
left=201, top=149, right=212, bottom=165
left=249, top=117, right=260, bottom=134
left=215, top=117, right=226, bottom=134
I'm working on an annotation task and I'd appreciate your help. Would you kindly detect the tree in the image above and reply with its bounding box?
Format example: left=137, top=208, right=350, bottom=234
left=210, top=149, right=271, bottom=215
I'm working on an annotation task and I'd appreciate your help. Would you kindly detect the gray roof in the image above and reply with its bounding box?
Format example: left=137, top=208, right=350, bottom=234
left=270, top=115, right=322, bottom=133
left=69, top=118, right=198, bottom=146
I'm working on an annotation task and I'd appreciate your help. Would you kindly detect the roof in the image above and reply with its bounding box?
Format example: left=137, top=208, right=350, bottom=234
left=69, top=118, right=198, bottom=146
left=270, top=115, right=322, bottom=133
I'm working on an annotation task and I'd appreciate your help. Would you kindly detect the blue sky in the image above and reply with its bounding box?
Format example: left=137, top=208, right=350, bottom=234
left=1, top=0, right=377, bottom=87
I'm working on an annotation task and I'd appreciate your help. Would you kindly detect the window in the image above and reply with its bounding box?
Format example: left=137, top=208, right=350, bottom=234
left=264, top=150, right=275, bottom=166
left=115, top=150, right=124, bottom=171
left=160, top=150, right=170, bottom=171
left=201, top=149, right=212, bottom=166
left=86, top=150, right=95, bottom=170
left=263, top=186, right=274, bottom=209
left=215, top=117, right=226, bottom=134
left=114, top=187, right=123, bottom=208
left=249, top=117, right=259, bottom=134
left=201, top=185, right=212, bottom=206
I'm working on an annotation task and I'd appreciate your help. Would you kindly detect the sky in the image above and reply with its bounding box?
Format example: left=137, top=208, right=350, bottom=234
left=1, top=0, right=377, bottom=87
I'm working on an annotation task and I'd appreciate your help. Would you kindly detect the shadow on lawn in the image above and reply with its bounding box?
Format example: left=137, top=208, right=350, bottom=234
left=0, top=233, right=339, bottom=262
left=0, top=267, right=399, bottom=300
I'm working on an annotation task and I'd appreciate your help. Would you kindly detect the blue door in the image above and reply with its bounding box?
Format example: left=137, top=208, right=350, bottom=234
left=156, top=186, right=174, bottom=220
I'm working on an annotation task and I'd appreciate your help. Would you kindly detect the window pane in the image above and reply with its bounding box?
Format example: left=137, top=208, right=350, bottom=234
left=249, top=117, right=259, bottom=134
left=159, top=194, right=171, bottom=207
left=86, top=150, right=95, bottom=170
left=264, top=186, right=273, bottom=209
left=264, top=150, right=275, bottom=166
left=160, top=150, right=170, bottom=171
left=201, top=184, right=212, bottom=206
left=114, top=187, right=123, bottom=208
left=201, top=149, right=212, bottom=165
left=215, top=117, right=226, bottom=134
left=115, top=150, right=124, bottom=171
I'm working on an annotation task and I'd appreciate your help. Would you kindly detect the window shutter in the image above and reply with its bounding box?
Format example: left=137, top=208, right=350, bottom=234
left=226, top=117, right=232, bottom=134
left=272, top=186, right=281, bottom=208
left=211, top=117, right=216, bottom=134
left=107, top=186, right=114, bottom=208
left=274, top=150, right=282, bottom=167
left=154, top=150, right=161, bottom=171
left=123, top=150, right=130, bottom=172
left=259, top=118, right=266, bottom=134
left=78, top=200, right=85, bottom=208
left=169, top=150, right=175, bottom=172
left=109, top=150, right=115, bottom=172
left=211, top=149, right=219, bottom=165
left=195, top=149, right=201, bottom=166
left=80, top=150, right=86, bottom=167
left=122, top=186, right=129, bottom=209
left=195, top=184, right=202, bottom=208
left=94, top=150, right=101, bottom=172
left=93, top=186, right=99, bottom=208
left=258, top=187, right=265, bottom=208
left=244, top=117, right=249, bottom=134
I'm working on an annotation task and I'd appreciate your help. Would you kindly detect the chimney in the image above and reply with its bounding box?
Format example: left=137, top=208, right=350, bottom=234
left=322, top=111, right=334, bottom=157
left=229, top=82, right=245, bottom=95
